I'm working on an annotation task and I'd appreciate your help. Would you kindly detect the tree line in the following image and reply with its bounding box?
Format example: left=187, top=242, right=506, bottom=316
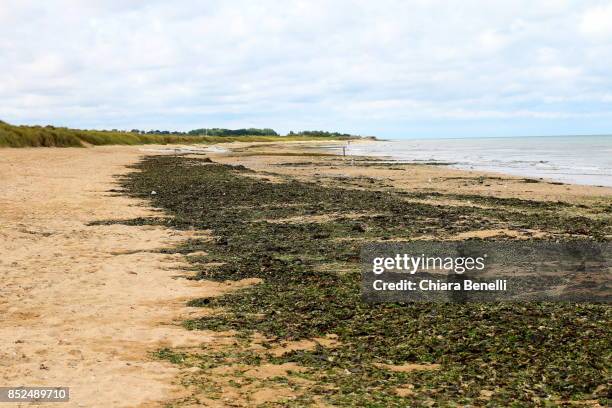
left=129, top=128, right=364, bottom=139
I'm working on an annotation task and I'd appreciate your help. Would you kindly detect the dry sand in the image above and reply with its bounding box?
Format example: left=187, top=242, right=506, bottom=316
left=0, top=146, right=252, bottom=407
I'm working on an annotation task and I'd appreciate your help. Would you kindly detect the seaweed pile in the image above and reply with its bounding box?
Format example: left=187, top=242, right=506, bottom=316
left=115, top=155, right=610, bottom=406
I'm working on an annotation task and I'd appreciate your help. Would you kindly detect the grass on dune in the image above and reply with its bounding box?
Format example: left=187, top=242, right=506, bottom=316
left=0, top=122, right=84, bottom=147
left=0, top=121, right=348, bottom=148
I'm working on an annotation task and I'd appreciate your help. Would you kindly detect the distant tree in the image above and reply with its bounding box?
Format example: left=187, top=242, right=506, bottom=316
left=187, top=127, right=278, bottom=136
left=287, top=130, right=360, bottom=139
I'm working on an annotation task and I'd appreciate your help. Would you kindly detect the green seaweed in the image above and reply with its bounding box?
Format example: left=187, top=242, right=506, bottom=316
left=116, top=155, right=610, bottom=406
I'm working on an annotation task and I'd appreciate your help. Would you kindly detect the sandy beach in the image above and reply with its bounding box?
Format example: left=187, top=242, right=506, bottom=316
left=0, top=146, right=257, bottom=407
left=4, top=1, right=612, bottom=406
left=1, top=142, right=610, bottom=406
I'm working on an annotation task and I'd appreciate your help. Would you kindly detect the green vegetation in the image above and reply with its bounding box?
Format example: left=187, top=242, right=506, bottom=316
left=110, top=155, right=610, bottom=406
left=0, top=121, right=365, bottom=148
left=0, top=121, right=273, bottom=147
left=287, top=130, right=367, bottom=139
left=0, top=121, right=85, bottom=147
left=187, top=127, right=278, bottom=136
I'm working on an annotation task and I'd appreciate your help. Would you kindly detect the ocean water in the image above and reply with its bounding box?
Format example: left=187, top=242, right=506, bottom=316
left=345, top=135, right=612, bottom=187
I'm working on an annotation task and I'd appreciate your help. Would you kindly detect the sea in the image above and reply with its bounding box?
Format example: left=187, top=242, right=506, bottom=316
left=344, top=135, right=612, bottom=187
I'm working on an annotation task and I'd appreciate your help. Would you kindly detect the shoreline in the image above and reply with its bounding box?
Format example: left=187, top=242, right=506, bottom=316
left=340, top=138, right=612, bottom=188
left=201, top=140, right=612, bottom=206
left=0, top=143, right=610, bottom=406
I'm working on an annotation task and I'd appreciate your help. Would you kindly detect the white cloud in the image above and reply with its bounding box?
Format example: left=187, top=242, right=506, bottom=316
left=580, top=2, right=612, bottom=38
left=478, top=30, right=511, bottom=52
left=0, top=0, right=611, bottom=136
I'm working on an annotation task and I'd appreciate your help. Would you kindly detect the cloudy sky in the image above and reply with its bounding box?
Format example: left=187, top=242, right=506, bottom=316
left=1, top=0, right=612, bottom=138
